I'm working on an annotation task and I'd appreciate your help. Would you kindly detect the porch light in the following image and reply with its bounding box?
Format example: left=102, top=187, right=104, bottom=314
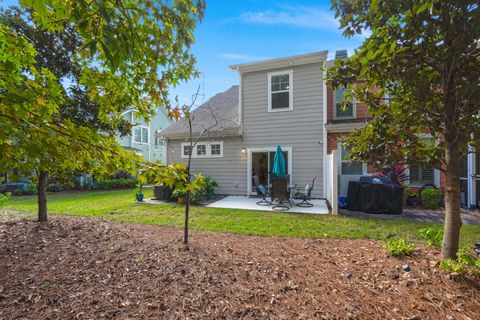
left=241, top=147, right=246, bottom=154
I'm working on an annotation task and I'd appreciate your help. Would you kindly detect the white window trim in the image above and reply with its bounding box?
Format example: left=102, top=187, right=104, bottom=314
left=181, top=141, right=224, bottom=159
left=338, top=142, right=366, bottom=175
left=333, top=87, right=356, bottom=119
left=405, top=165, right=439, bottom=187
left=133, top=125, right=150, bottom=144
left=268, top=70, right=293, bottom=112
left=246, top=146, right=293, bottom=195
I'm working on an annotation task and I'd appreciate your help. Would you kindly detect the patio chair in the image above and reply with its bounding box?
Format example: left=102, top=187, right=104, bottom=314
left=271, top=178, right=290, bottom=211
left=253, top=175, right=272, bottom=206
left=295, top=176, right=317, bottom=207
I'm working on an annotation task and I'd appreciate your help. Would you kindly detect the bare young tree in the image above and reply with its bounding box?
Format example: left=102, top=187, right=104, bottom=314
left=180, top=89, right=221, bottom=246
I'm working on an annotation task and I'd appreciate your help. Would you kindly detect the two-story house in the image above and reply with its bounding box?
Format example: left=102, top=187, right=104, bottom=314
left=160, top=50, right=480, bottom=208
left=160, top=51, right=328, bottom=197
left=118, top=108, right=173, bottom=163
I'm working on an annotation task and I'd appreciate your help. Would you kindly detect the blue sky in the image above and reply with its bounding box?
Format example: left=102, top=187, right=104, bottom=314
left=1, top=0, right=367, bottom=107
left=177, top=0, right=367, bottom=107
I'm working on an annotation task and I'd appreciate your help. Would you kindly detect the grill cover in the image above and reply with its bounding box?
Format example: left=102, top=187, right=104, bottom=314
left=347, top=180, right=404, bottom=214
left=361, top=183, right=403, bottom=214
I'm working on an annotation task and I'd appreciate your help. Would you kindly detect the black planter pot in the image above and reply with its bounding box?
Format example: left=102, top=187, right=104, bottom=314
left=406, top=197, right=419, bottom=207
left=154, top=185, right=165, bottom=200
left=153, top=185, right=173, bottom=201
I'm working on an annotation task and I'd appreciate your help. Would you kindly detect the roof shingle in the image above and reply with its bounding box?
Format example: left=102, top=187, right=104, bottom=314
left=159, top=86, right=240, bottom=139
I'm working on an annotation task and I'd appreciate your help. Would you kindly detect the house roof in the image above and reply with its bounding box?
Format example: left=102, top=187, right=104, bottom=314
left=159, top=85, right=240, bottom=139
left=230, top=51, right=328, bottom=73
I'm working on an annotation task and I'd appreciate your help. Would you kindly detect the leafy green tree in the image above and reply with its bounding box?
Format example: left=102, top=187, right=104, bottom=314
left=328, top=0, right=480, bottom=259
left=0, top=0, right=205, bottom=221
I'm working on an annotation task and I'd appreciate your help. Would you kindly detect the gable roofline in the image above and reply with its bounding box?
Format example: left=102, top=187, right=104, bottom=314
left=230, top=51, right=328, bottom=73
left=120, top=106, right=171, bottom=120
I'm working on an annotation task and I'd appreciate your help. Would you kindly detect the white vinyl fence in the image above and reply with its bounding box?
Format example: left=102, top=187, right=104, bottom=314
left=325, top=149, right=339, bottom=215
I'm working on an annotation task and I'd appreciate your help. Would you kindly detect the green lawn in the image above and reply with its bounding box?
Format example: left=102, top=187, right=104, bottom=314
left=4, top=189, right=480, bottom=246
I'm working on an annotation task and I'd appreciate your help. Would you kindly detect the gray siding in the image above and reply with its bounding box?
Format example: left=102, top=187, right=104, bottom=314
left=167, top=137, right=247, bottom=195
left=242, top=63, right=324, bottom=197
left=166, top=62, right=325, bottom=197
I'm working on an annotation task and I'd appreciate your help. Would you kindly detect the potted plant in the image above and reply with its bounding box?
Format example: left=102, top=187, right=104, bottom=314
left=136, top=183, right=144, bottom=202
left=172, top=188, right=187, bottom=205
left=204, top=177, right=218, bottom=200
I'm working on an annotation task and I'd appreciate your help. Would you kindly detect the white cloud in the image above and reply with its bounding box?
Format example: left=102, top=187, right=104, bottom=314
left=216, top=53, right=270, bottom=62
left=237, top=5, right=340, bottom=30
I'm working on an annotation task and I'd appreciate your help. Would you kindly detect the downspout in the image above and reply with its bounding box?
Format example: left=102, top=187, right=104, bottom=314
left=322, top=62, right=328, bottom=199
left=130, top=111, right=134, bottom=149
left=238, top=71, right=243, bottom=136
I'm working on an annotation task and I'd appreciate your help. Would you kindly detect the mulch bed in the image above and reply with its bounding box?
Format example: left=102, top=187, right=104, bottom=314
left=0, top=216, right=479, bottom=320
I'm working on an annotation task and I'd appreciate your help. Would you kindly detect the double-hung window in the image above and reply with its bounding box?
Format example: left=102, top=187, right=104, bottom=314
left=268, top=70, right=293, bottom=112
left=133, top=126, right=149, bottom=144
left=334, top=87, right=354, bottom=118
left=181, top=141, right=223, bottom=159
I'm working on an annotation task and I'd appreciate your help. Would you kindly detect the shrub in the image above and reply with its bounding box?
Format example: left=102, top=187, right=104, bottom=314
left=421, top=188, right=443, bottom=209
left=0, top=192, right=11, bottom=207
left=384, top=237, right=415, bottom=256
left=22, top=184, right=37, bottom=195
left=96, top=178, right=137, bottom=190
left=204, top=176, right=218, bottom=199
left=47, top=182, right=64, bottom=192
left=172, top=188, right=187, bottom=198
left=440, top=247, right=480, bottom=275
left=418, top=227, right=443, bottom=247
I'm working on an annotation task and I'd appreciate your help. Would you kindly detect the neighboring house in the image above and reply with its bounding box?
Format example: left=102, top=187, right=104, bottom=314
left=322, top=52, right=480, bottom=209
left=118, top=108, right=172, bottom=163
left=324, top=50, right=446, bottom=198
left=160, top=51, right=328, bottom=197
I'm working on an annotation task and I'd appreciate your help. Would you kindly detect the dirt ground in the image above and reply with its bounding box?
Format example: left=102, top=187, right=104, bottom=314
left=0, top=216, right=479, bottom=320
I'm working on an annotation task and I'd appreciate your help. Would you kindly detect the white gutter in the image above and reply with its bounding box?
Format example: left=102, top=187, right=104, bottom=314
left=238, top=73, right=243, bottom=136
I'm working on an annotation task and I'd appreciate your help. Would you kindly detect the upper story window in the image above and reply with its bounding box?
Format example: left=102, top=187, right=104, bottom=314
left=268, top=70, right=293, bottom=112
left=334, top=87, right=354, bottom=118
left=182, top=141, right=223, bottom=159
left=133, top=126, right=149, bottom=144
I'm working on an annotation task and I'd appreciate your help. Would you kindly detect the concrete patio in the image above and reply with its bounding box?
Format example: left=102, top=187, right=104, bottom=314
left=207, top=196, right=330, bottom=214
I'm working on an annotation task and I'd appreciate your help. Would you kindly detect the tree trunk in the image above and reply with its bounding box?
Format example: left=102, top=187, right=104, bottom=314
left=184, top=190, right=190, bottom=245
left=441, top=140, right=462, bottom=259
left=37, top=171, right=48, bottom=222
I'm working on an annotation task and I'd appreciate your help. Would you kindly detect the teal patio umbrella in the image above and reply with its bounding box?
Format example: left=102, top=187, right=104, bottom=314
left=272, top=145, right=286, bottom=177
